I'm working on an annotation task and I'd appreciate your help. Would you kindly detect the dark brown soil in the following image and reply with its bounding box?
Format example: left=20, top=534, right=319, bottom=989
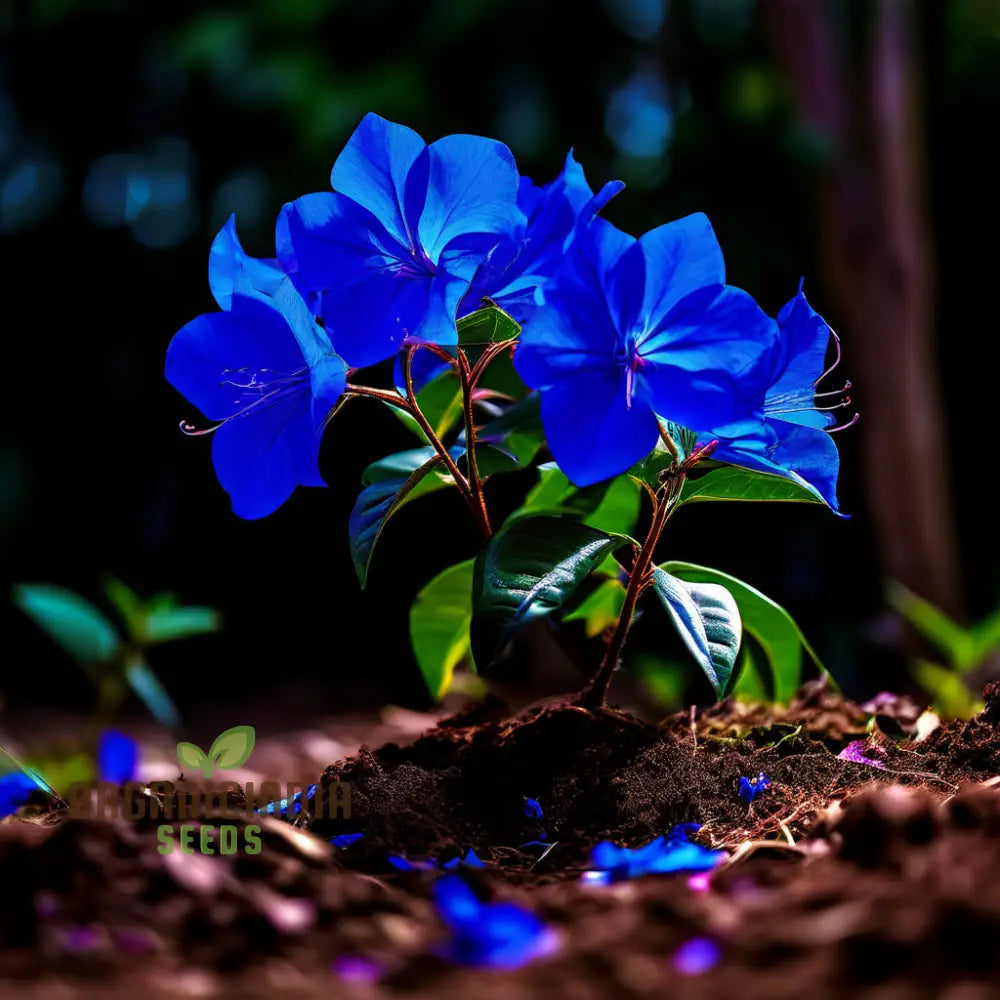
left=2, top=682, right=1000, bottom=999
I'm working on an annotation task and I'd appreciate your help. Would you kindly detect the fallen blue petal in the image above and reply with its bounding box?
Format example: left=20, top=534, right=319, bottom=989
left=441, top=849, right=486, bottom=871
left=97, top=730, right=139, bottom=785
left=523, top=796, right=544, bottom=821
left=434, top=875, right=557, bottom=969
left=585, top=824, right=725, bottom=883
left=738, top=773, right=771, bottom=805
left=330, top=833, right=364, bottom=849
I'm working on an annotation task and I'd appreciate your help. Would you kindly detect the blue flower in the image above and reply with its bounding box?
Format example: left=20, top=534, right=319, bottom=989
left=166, top=218, right=347, bottom=519
left=584, top=824, right=725, bottom=884
left=97, top=730, right=138, bottom=784
left=434, top=875, right=557, bottom=968
left=514, top=214, right=778, bottom=485
left=465, top=152, right=624, bottom=323
left=278, top=113, right=520, bottom=370
left=738, top=772, right=771, bottom=805
left=0, top=771, right=39, bottom=818
left=388, top=848, right=486, bottom=871
left=696, top=281, right=852, bottom=512
left=523, top=796, right=544, bottom=821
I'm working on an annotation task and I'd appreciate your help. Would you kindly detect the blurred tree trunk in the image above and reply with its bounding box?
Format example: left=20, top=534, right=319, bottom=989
left=766, top=0, right=963, bottom=617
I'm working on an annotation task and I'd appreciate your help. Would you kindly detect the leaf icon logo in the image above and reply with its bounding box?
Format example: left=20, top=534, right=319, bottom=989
left=176, top=725, right=255, bottom=779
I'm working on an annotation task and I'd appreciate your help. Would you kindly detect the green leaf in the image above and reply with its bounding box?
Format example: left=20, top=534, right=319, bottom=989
left=663, top=561, right=824, bottom=703
left=678, top=465, right=826, bottom=507
left=104, top=577, right=144, bottom=636
left=650, top=567, right=742, bottom=697
left=563, top=578, right=626, bottom=637
left=14, top=583, right=121, bottom=666
left=125, top=657, right=182, bottom=729
left=456, top=305, right=521, bottom=345
left=731, top=643, right=770, bottom=701
left=584, top=475, right=641, bottom=536
left=970, top=606, right=1000, bottom=666
left=349, top=447, right=454, bottom=587
left=509, top=466, right=641, bottom=538
left=176, top=742, right=207, bottom=772
left=911, top=659, right=982, bottom=720
left=144, top=606, right=221, bottom=644
left=209, top=725, right=256, bottom=770
left=473, top=392, right=544, bottom=467
left=409, top=560, right=475, bottom=700
left=887, top=582, right=978, bottom=672
left=472, top=516, right=624, bottom=670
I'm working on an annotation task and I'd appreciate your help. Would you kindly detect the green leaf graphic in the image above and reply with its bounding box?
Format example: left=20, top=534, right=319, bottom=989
left=176, top=742, right=207, bottom=773
left=208, top=725, right=255, bottom=770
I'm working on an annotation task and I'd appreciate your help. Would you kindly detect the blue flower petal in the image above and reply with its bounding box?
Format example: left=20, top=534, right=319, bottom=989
left=209, top=215, right=285, bottom=310
left=434, top=875, right=482, bottom=926
left=330, top=113, right=427, bottom=251
left=331, top=832, right=364, bottom=849
left=707, top=416, right=843, bottom=514
left=97, top=730, right=138, bottom=785
left=0, top=772, right=40, bottom=818
left=418, top=134, right=519, bottom=262
left=638, top=284, right=779, bottom=429
left=628, top=213, right=725, bottom=333
left=767, top=281, right=836, bottom=422
left=540, top=369, right=660, bottom=486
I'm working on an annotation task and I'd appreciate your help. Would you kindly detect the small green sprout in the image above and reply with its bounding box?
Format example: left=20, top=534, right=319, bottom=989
left=12, top=577, right=221, bottom=729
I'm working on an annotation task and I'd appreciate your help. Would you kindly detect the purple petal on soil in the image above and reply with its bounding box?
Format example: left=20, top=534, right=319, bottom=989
left=331, top=832, right=364, bottom=849
left=332, top=955, right=382, bottom=984
left=62, top=926, right=101, bottom=951
left=673, top=937, right=721, bottom=975
left=687, top=873, right=712, bottom=893
left=837, top=740, right=887, bottom=769
left=113, top=928, right=157, bottom=956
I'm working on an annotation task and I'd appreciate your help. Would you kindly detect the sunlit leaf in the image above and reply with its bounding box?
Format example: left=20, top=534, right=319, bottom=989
left=663, top=561, right=825, bottom=704
left=456, top=305, right=521, bottom=345
left=410, top=560, right=475, bottom=699
left=650, top=568, right=742, bottom=697
left=563, top=578, right=626, bottom=638
left=678, top=465, right=825, bottom=507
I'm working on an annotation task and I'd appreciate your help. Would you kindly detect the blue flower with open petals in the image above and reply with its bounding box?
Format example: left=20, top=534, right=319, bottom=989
left=514, top=214, right=778, bottom=485
left=465, top=152, right=623, bottom=323
left=279, top=113, right=520, bottom=370
left=434, top=876, right=557, bottom=968
left=584, top=824, right=725, bottom=884
left=696, top=281, right=851, bottom=512
left=166, top=219, right=347, bottom=519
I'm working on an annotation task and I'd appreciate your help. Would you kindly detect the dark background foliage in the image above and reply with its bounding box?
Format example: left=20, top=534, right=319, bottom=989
left=2, top=0, right=998, bottom=717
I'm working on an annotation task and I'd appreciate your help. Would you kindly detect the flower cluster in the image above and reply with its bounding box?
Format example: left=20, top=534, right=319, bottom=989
left=166, top=112, right=849, bottom=519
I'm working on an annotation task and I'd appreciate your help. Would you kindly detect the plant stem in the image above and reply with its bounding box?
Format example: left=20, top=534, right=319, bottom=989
left=575, top=473, right=685, bottom=709
left=456, top=348, right=492, bottom=538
